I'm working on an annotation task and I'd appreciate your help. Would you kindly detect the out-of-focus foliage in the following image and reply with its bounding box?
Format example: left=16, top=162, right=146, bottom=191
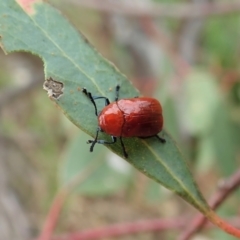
left=0, top=0, right=240, bottom=239
left=203, top=16, right=240, bottom=67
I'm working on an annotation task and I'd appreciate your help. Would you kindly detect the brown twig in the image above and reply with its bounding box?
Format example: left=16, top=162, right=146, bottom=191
left=178, top=168, right=240, bottom=240
left=140, top=16, right=190, bottom=79
left=37, top=156, right=105, bottom=240
left=178, top=0, right=208, bottom=64
left=68, top=0, right=240, bottom=18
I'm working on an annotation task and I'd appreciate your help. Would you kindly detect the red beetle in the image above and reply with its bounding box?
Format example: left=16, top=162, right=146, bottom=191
left=82, top=85, right=165, bottom=158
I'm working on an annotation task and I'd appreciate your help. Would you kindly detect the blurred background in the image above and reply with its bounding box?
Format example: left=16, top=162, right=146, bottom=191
left=0, top=0, right=240, bottom=239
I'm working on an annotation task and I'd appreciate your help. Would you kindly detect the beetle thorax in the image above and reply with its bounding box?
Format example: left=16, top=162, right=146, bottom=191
left=98, top=102, right=124, bottom=137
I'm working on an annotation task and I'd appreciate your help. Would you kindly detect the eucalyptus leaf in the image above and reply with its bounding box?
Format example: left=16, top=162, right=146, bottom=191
left=0, top=0, right=210, bottom=214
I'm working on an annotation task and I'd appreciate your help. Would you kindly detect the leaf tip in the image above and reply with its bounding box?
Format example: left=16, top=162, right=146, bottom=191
left=16, top=0, right=42, bottom=15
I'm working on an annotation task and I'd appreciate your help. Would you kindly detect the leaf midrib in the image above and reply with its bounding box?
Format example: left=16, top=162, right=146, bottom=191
left=16, top=2, right=105, bottom=96
left=141, top=139, right=206, bottom=212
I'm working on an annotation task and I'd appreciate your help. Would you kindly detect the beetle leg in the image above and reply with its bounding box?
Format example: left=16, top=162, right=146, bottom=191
left=87, top=131, right=128, bottom=158
left=115, top=85, right=120, bottom=101
left=92, top=96, right=110, bottom=106
left=119, top=137, right=128, bottom=158
left=87, top=127, right=100, bottom=152
left=155, top=135, right=166, bottom=143
left=93, top=136, right=117, bottom=145
left=87, top=128, right=117, bottom=152
left=88, top=136, right=128, bottom=158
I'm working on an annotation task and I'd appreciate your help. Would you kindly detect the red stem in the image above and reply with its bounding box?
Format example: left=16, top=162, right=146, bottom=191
left=178, top=168, right=240, bottom=240
left=207, top=210, right=240, bottom=238
left=37, top=191, right=67, bottom=240
left=51, top=218, right=184, bottom=240
left=49, top=217, right=240, bottom=240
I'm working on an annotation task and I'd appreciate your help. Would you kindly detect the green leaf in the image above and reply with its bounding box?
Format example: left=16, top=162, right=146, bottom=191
left=211, top=103, right=240, bottom=176
left=204, top=15, right=240, bottom=68
left=195, top=136, right=215, bottom=173
left=184, top=70, right=220, bottom=136
left=0, top=0, right=210, bottom=214
left=60, top=132, right=131, bottom=196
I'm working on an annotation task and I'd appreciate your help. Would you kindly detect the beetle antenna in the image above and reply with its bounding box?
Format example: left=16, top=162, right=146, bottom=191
left=82, top=88, right=98, bottom=116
